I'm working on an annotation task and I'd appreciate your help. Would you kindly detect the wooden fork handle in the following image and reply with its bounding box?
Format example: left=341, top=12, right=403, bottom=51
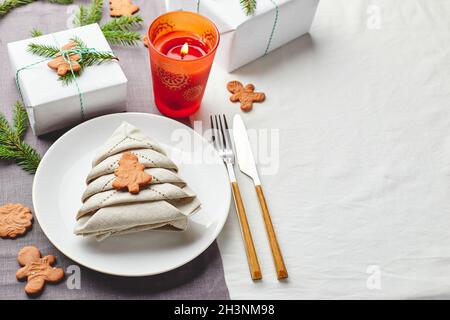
left=231, top=181, right=262, bottom=280
left=255, top=185, right=288, bottom=280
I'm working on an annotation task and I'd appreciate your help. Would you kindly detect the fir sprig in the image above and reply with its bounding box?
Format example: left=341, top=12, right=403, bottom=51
left=0, top=0, right=73, bottom=17
left=0, top=101, right=41, bottom=173
left=82, top=50, right=121, bottom=67
left=73, top=0, right=143, bottom=47
left=100, top=15, right=143, bottom=46
left=27, top=42, right=60, bottom=57
left=240, top=0, right=257, bottom=15
left=101, top=30, right=142, bottom=46
left=85, top=0, right=103, bottom=24
left=101, top=15, right=143, bottom=32
left=71, top=35, right=87, bottom=48
left=73, top=4, right=88, bottom=26
left=30, top=28, right=43, bottom=37
left=13, top=100, right=28, bottom=140
left=0, top=0, right=33, bottom=17
left=28, top=36, right=118, bottom=86
left=74, top=0, right=103, bottom=26
left=28, top=1, right=143, bottom=50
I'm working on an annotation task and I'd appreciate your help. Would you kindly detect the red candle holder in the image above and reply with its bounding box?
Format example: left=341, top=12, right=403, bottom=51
left=147, top=11, right=220, bottom=118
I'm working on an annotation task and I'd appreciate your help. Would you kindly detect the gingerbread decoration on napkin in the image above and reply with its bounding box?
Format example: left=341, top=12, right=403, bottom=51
left=109, top=0, right=140, bottom=17
left=112, top=152, right=152, bottom=194
left=0, top=203, right=33, bottom=238
left=47, top=41, right=82, bottom=76
left=227, top=81, right=265, bottom=112
left=16, top=246, right=65, bottom=296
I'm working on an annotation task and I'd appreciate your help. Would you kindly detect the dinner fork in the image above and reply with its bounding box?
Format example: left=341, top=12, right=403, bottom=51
left=210, top=114, right=262, bottom=280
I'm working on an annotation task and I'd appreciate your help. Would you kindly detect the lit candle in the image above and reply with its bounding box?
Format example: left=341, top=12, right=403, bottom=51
left=180, top=42, right=189, bottom=59
left=147, top=11, right=220, bottom=118
left=154, top=32, right=209, bottom=61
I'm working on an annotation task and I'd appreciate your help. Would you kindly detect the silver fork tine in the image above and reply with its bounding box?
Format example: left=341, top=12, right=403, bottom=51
left=218, top=115, right=228, bottom=149
left=210, top=115, right=218, bottom=149
left=215, top=115, right=224, bottom=150
left=221, top=114, right=233, bottom=151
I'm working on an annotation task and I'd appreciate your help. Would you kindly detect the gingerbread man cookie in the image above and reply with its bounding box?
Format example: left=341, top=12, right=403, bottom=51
left=47, top=41, right=81, bottom=76
left=227, top=81, right=266, bottom=112
left=112, top=152, right=152, bottom=194
left=0, top=203, right=33, bottom=238
left=143, top=35, right=149, bottom=48
left=109, top=0, right=140, bottom=17
left=16, top=246, right=64, bottom=296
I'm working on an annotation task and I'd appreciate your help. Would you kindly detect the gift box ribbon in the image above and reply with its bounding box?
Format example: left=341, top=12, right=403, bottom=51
left=15, top=35, right=116, bottom=121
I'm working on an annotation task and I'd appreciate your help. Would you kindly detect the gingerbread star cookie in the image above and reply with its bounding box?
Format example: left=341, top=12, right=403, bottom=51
left=109, top=0, right=140, bottom=17
left=227, top=81, right=265, bottom=112
left=16, top=246, right=65, bottom=296
left=0, top=203, right=33, bottom=238
left=112, top=152, right=152, bottom=194
left=47, top=41, right=81, bottom=77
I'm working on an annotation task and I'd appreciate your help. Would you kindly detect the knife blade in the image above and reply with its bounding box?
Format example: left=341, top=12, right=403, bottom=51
left=232, top=114, right=261, bottom=185
left=232, top=114, right=288, bottom=279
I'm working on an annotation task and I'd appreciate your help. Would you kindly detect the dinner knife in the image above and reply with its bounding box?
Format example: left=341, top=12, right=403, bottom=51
left=233, top=114, right=288, bottom=280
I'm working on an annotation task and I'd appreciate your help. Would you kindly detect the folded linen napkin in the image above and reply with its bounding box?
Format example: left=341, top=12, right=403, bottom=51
left=74, top=122, right=201, bottom=241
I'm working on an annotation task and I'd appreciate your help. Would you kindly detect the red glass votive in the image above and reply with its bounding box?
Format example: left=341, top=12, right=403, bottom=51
left=147, top=11, right=220, bottom=118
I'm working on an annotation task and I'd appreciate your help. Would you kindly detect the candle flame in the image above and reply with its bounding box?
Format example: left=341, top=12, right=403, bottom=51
left=180, top=42, right=189, bottom=56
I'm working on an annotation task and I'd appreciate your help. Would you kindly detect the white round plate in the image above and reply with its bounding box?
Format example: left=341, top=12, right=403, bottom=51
left=33, top=113, right=230, bottom=276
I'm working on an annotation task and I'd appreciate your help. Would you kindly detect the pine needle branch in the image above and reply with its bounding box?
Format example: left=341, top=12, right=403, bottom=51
left=0, top=0, right=73, bottom=17
left=101, top=30, right=141, bottom=46
left=13, top=101, right=28, bottom=140
left=71, top=36, right=87, bottom=49
left=82, top=51, right=119, bottom=67
left=240, top=0, right=257, bottom=15
left=101, top=15, right=143, bottom=32
left=0, top=101, right=41, bottom=173
left=73, top=4, right=88, bottom=26
left=0, top=0, right=33, bottom=17
left=100, top=15, right=143, bottom=47
left=0, top=145, right=17, bottom=160
left=86, top=0, right=103, bottom=24
left=0, top=113, right=13, bottom=140
left=58, top=70, right=80, bottom=86
left=27, top=42, right=60, bottom=57
left=30, top=28, right=43, bottom=37
left=15, top=142, right=41, bottom=173
left=74, top=0, right=103, bottom=26
left=73, top=0, right=143, bottom=47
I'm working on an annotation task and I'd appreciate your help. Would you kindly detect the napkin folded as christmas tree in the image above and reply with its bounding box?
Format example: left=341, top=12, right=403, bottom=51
left=74, top=122, right=201, bottom=241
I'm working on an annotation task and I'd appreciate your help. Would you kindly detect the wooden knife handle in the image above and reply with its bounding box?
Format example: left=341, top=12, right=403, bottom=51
left=255, top=185, right=288, bottom=280
left=231, top=181, right=262, bottom=280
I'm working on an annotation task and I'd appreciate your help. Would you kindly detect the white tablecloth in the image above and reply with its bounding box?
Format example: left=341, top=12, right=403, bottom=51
left=2, top=0, right=450, bottom=300
left=196, top=0, right=450, bottom=299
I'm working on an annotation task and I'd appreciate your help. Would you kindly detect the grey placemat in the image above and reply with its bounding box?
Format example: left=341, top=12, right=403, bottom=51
left=0, top=0, right=229, bottom=300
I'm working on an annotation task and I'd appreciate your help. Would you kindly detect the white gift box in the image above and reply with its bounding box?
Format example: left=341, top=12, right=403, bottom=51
left=165, top=0, right=320, bottom=72
left=7, top=24, right=127, bottom=136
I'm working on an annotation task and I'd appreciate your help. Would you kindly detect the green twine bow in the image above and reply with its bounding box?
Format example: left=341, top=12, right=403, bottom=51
left=15, top=37, right=117, bottom=121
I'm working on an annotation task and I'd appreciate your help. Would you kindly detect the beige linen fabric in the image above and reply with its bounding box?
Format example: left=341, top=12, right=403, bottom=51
left=74, top=122, right=201, bottom=240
